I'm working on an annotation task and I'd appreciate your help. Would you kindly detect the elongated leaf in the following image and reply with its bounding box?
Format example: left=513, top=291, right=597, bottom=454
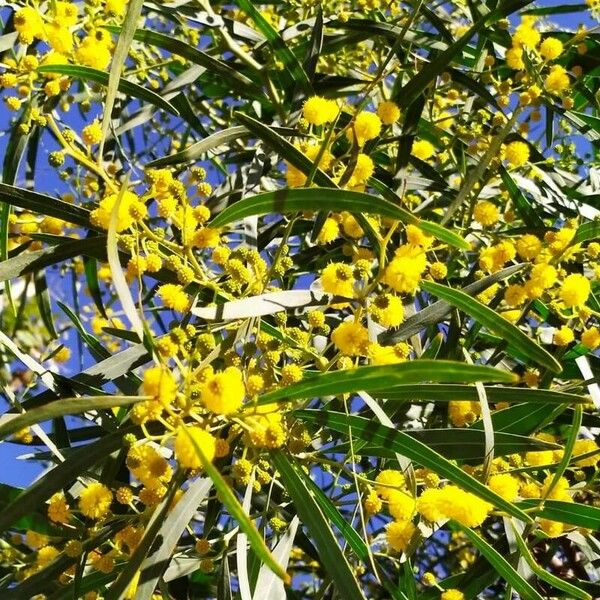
left=233, top=112, right=468, bottom=250
left=105, top=26, right=265, bottom=97
left=135, top=478, right=213, bottom=600
left=376, top=384, right=586, bottom=405
left=573, top=221, right=600, bottom=246
left=106, top=473, right=185, bottom=600
left=37, top=64, right=178, bottom=117
left=297, top=410, right=533, bottom=523
left=0, top=396, right=144, bottom=440
left=500, top=168, right=544, bottom=229
left=271, top=453, right=365, bottom=600
left=422, top=281, right=562, bottom=373
left=351, top=429, right=558, bottom=461
left=183, top=428, right=289, bottom=584
left=385, top=264, right=527, bottom=342
left=0, top=428, right=131, bottom=533
left=0, top=183, right=92, bottom=228
left=456, top=524, right=544, bottom=600
left=0, top=236, right=107, bottom=283
left=192, top=289, right=328, bottom=320
left=258, top=361, right=516, bottom=406
left=512, top=525, right=591, bottom=600
left=518, top=500, right=600, bottom=529
left=99, top=0, right=145, bottom=157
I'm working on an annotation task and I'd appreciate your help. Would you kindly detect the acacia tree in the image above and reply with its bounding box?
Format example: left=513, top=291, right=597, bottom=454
left=0, top=0, right=600, bottom=598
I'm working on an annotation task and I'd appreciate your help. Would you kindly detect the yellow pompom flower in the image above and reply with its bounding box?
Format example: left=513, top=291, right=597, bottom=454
left=544, top=65, right=570, bottom=94
left=142, top=366, right=177, bottom=405
left=79, top=483, right=113, bottom=520
left=383, top=247, right=427, bottom=295
left=320, top=262, right=355, bottom=297
left=489, top=473, right=519, bottom=501
left=48, top=493, right=70, bottom=524
left=76, top=35, right=112, bottom=71
left=386, top=520, right=416, bottom=553
left=560, top=273, right=590, bottom=307
left=105, top=0, right=129, bottom=16
left=158, top=284, right=190, bottom=312
left=90, top=191, right=146, bottom=232
left=370, top=293, right=404, bottom=327
left=573, top=439, right=600, bottom=467
left=504, top=141, right=530, bottom=168
left=448, top=400, right=481, bottom=427
left=377, top=101, right=401, bottom=125
left=14, top=7, right=45, bottom=44
left=174, top=426, right=216, bottom=469
left=417, top=485, right=491, bottom=527
left=441, top=590, right=465, bottom=600
left=539, top=37, right=564, bottom=60
left=375, top=469, right=406, bottom=500
left=554, top=325, right=574, bottom=346
left=302, top=96, right=338, bottom=126
left=516, top=234, right=542, bottom=260
left=506, top=47, right=525, bottom=70
left=331, top=320, right=369, bottom=355
left=473, top=201, right=500, bottom=227
left=348, top=111, right=382, bottom=146
left=388, top=490, right=416, bottom=520
left=513, top=17, right=541, bottom=49
left=82, top=120, right=103, bottom=146
left=582, top=327, right=600, bottom=350
left=411, top=139, right=435, bottom=160
left=201, top=367, right=245, bottom=414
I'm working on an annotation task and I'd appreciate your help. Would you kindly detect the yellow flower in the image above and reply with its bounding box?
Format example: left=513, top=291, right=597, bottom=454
left=417, top=485, right=492, bottom=527
left=370, top=293, right=404, bottom=327
left=582, top=327, right=600, bottom=349
left=201, top=367, right=245, bottom=414
left=488, top=473, right=519, bottom=501
left=79, top=483, right=113, bottom=520
left=573, top=439, right=600, bottom=467
left=317, top=217, right=339, bottom=244
left=386, top=520, right=416, bottom=553
left=411, top=139, right=435, bottom=160
left=513, top=17, right=541, bottom=49
left=375, top=469, right=406, bottom=499
left=448, top=400, right=481, bottom=427
left=406, top=224, right=433, bottom=248
left=377, top=101, right=401, bottom=125
left=560, top=273, right=590, bottom=307
left=516, top=234, right=542, bottom=260
left=429, top=262, right=448, bottom=280
left=82, top=120, right=103, bottom=146
left=321, top=262, right=355, bottom=297
left=14, top=7, right=45, bottom=44
left=48, top=492, right=70, bottom=524
left=47, top=23, right=74, bottom=54
left=383, top=246, right=427, bottom=294
left=193, top=227, right=221, bottom=248
left=76, top=35, right=112, bottom=70
left=504, top=141, right=530, bottom=168
left=105, top=0, right=129, bottom=16
left=90, top=191, right=146, bottom=232
left=544, top=65, right=570, bottom=94
left=55, top=1, right=79, bottom=25
left=349, top=153, right=375, bottom=185
left=473, top=201, right=499, bottom=227
left=441, top=590, right=465, bottom=600
left=331, top=320, right=369, bottom=355
left=506, top=47, right=525, bottom=70
left=348, top=111, right=382, bottom=146
left=302, top=96, right=338, bottom=126
left=539, top=37, right=564, bottom=60
left=388, top=490, right=416, bottom=520
left=174, top=426, right=216, bottom=469
left=554, top=325, right=574, bottom=346
left=142, top=366, right=177, bottom=405
left=504, top=284, right=526, bottom=307
left=158, top=284, right=190, bottom=312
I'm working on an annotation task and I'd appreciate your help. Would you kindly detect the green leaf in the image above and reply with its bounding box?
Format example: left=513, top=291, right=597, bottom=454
left=233, top=112, right=469, bottom=249
left=0, top=183, right=92, bottom=229
left=573, top=221, right=600, bottom=246
left=135, top=478, right=213, bottom=600
left=512, top=525, right=591, bottom=600
left=234, top=0, right=312, bottom=94
left=376, top=384, right=586, bottom=405
left=351, top=429, right=558, bottom=461
left=105, top=26, right=266, bottom=97
left=183, top=427, right=290, bottom=584
left=385, top=264, right=527, bottom=342
left=0, top=395, right=144, bottom=439
left=34, top=271, right=57, bottom=338
left=297, top=410, right=533, bottom=523
left=500, top=168, right=544, bottom=229
left=456, top=524, right=544, bottom=600
left=422, top=281, right=562, bottom=373
left=272, top=453, right=365, bottom=600
left=0, top=428, right=131, bottom=533
left=258, top=361, right=517, bottom=406
left=0, top=236, right=107, bottom=283
left=105, top=472, right=186, bottom=600
left=519, top=500, right=600, bottom=529
left=37, top=64, right=178, bottom=118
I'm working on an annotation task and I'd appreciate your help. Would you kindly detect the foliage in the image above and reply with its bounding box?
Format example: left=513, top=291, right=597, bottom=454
left=0, top=0, right=599, bottom=599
